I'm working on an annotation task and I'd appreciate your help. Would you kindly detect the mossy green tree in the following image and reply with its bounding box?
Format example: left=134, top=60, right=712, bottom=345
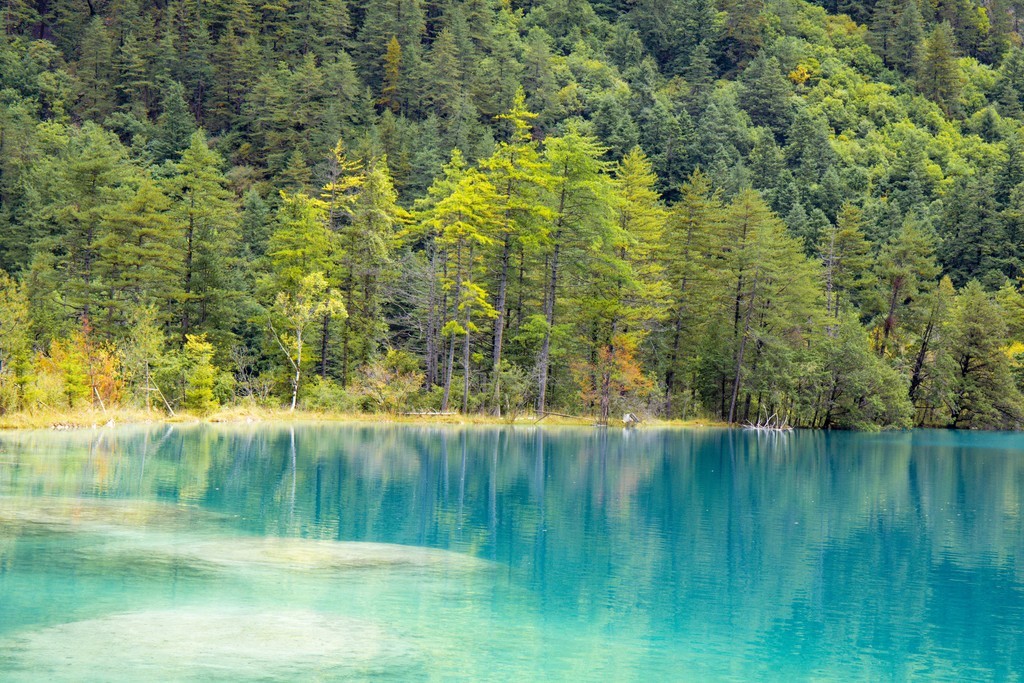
left=939, top=281, right=1024, bottom=429
left=0, top=271, right=32, bottom=411
left=183, top=333, right=219, bottom=415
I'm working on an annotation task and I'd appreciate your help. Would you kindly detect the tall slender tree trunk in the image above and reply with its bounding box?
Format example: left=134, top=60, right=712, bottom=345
left=728, top=273, right=758, bottom=424
left=181, top=219, right=194, bottom=341
left=664, top=310, right=684, bottom=416
left=878, top=279, right=904, bottom=356
left=426, top=241, right=441, bottom=386
left=291, top=330, right=302, bottom=411
left=463, top=244, right=474, bottom=414
left=909, top=318, right=935, bottom=403
left=319, top=313, right=330, bottom=377
left=340, top=274, right=354, bottom=387
left=442, top=336, right=456, bottom=412
left=537, top=239, right=560, bottom=414
left=490, top=234, right=510, bottom=414
left=442, top=243, right=463, bottom=413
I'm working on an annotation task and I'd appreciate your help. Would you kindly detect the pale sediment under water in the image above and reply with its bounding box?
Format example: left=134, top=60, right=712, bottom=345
left=0, top=608, right=418, bottom=681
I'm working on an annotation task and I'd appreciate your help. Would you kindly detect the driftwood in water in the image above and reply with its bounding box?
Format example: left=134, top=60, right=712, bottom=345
left=535, top=411, right=591, bottom=424
left=743, top=407, right=793, bottom=432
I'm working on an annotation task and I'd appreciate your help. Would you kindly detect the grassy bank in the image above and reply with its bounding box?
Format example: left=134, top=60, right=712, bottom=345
left=0, top=405, right=725, bottom=431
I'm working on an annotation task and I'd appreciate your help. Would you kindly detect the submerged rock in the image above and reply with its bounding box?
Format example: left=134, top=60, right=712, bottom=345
left=1, top=608, right=417, bottom=681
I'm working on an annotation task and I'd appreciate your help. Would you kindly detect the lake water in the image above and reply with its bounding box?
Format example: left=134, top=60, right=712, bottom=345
left=0, top=425, right=1022, bottom=680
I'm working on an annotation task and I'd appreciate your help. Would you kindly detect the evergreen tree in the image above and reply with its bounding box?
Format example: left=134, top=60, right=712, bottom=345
left=422, top=163, right=500, bottom=412
left=481, top=91, right=552, bottom=413
left=0, top=271, right=32, bottom=411
left=868, top=0, right=901, bottom=68
left=660, top=170, right=724, bottom=418
left=74, top=17, right=116, bottom=121
left=892, top=0, right=924, bottom=76
left=536, top=125, right=615, bottom=413
left=93, top=179, right=184, bottom=335
left=918, top=22, right=962, bottom=116
left=819, top=202, right=871, bottom=319
left=150, top=81, right=198, bottom=163
left=717, top=189, right=819, bottom=424
left=44, top=124, right=131, bottom=324
left=165, top=131, right=241, bottom=348
left=939, top=174, right=1008, bottom=288
left=337, top=156, right=405, bottom=386
left=867, top=217, right=941, bottom=357
left=940, top=281, right=1024, bottom=428
left=738, top=53, right=793, bottom=135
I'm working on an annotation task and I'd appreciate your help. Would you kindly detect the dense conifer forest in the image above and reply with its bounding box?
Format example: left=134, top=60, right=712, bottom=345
left=3, top=0, right=1024, bottom=428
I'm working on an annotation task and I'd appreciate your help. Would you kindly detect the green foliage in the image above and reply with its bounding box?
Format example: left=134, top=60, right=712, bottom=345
left=939, top=281, right=1024, bottom=428
left=356, top=349, right=425, bottom=414
left=0, top=271, right=32, bottom=411
left=2, top=0, right=1024, bottom=429
left=183, top=334, right=219, bottom=415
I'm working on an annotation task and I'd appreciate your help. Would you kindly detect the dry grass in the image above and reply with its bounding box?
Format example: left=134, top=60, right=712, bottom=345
left=0, top=405, right=725, bottom=431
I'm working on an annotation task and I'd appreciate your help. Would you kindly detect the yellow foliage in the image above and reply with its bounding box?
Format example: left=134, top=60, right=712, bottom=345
left=789, top=64, right=812, bottom=86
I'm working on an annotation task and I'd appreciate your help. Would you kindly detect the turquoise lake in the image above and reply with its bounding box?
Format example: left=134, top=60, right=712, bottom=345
left=0, top=424, right=1022, bottom=680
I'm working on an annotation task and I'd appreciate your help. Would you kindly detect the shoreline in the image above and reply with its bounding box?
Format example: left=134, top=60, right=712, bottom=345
left=0, top=406, right=727, bottom=432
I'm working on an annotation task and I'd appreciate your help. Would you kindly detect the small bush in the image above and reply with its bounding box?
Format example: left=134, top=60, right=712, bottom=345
left=300, top=376, right=358, bottom=412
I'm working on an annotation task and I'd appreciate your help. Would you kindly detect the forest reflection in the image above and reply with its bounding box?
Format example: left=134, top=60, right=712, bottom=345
left=1, top=425, right=1022, bottom=677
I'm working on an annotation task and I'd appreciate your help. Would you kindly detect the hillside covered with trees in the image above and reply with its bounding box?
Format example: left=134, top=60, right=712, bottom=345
left=3, top=0, right=1024, bottom=428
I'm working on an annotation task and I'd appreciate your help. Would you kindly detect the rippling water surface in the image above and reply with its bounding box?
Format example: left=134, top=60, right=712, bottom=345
left=0, top=424, right=1022, bottom=680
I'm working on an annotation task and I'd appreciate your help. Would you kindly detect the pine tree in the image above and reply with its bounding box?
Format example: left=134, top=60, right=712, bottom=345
left=717, top=189, right=819, bottom=424
left=892, top=0, right=924, bottom=76
left=114, top=33, right=154, bottom=117
left=337, top=156, right=406, bottom=385
left=940, top=281, right=1024, bottom=428
left=165, top=131, right=241, bottom=348
left=660, top=170, right=724, bottom=418
left=150, top=81, right=198, bottom=163
left=93, top=179, right=184, bottom=335
left=48, top=124, right=132, bottom=324
left=422, top=163, right=500, bottom=412
left=536, top=125, right=615, bottom=413
left=868, top=217, right=941, bottom=357
left=74, top=17, right=117, bottom=121
left=717, top=0, right=765, bottom=69
left=426, top=27, right=463, bottom=121
left=585, top=147, right=668, bottom=422
left=738, top=53, right=793, bottom=135
left=481, top=91, right=553, bottom=413
left=819, top=202, right=871, bottom=319
left=267, top=191, right=335, bottom=291
left=939, top=174, right=1008, bottom=288
left=380, top=36, right=403, bottom=113
left=869, top=0, right=901, bottom=67
left=0, top=271, right=32, bottom=411
left=918, top=22, right=962, bottom=116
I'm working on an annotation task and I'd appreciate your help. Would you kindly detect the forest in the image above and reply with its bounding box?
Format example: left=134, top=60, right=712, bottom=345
left=3, top=0, right=1024, bottom=429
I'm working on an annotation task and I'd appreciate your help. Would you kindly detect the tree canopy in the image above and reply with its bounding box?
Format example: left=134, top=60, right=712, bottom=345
left=3, top=0, right=1024, bottom=428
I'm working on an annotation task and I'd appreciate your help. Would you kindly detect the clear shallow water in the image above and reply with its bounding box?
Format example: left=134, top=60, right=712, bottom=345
left=0, top=425, right=1022, bottom=681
